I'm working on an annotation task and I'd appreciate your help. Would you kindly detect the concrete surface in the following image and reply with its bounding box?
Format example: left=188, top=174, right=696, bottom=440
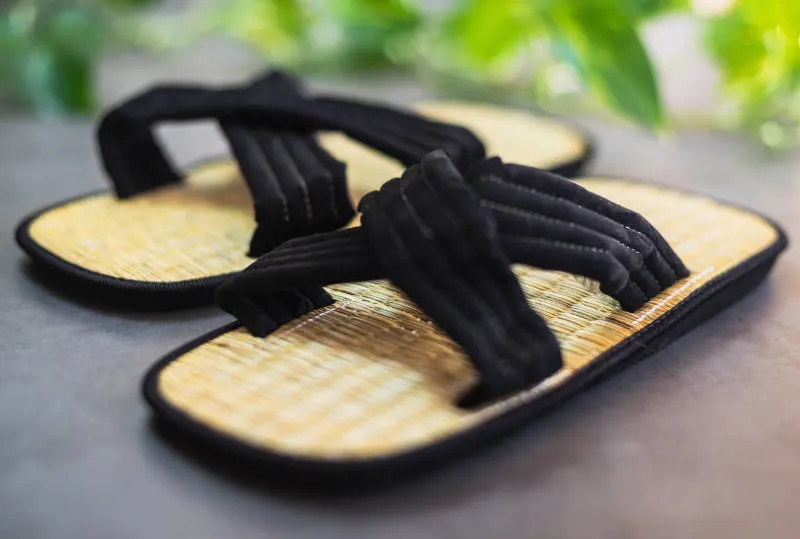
left=1, top=78, right=800, bottom=539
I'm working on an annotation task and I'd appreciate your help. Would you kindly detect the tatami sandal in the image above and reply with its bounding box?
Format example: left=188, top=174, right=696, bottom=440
left=142, top=151, right=787, bottom=483
left=15, top=70, right=592, bottom=308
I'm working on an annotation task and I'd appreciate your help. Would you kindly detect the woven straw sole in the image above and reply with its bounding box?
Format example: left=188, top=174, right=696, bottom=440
left=16, top=102, right=590, bottom=302
left=143, top=179, right=785, bottom=472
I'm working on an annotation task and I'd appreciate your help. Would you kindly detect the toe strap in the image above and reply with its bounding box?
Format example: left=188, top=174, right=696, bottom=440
left=217, top=151, right=688, bottom=403
left=96, top=70, right=486, bottom=257
left=357, top=152, right=564, bottom=402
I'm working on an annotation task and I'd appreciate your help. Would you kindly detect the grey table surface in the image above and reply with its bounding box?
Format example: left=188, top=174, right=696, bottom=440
left=2, top=72, right=800, bottom=539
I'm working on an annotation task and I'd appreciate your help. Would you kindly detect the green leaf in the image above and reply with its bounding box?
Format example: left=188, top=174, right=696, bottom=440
left=44, top=7, right=107, bottom=58
left=0, top=18, right=33, bottom=106
left=321, top=0, right=422, bottom=69
left=20, top=45, right=64, bottom=114
left=11, top=44, right=94, bottom=115
left=704, top=0, right=800, bottom=130
left=548, top=2, right=665, bottom=129
left=51, top=51, right=94, bottom=112
left=705, top=11, right=766, bottom=90
left=441, top=0, right=539, bottom=66
left=705, top=0, right=800, bottom=90
left=326, top=0, right=420, bottom=27
left=214, top=0, right=307, bottom=58
left=620, top=0, right=689, bottom=21
left=0, top=4, right=98, bottom=115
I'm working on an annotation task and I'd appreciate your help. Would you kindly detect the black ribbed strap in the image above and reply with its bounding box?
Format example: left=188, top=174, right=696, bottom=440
left=221, top=126, right=352, bottom=255
left=217, top=151, right=689, bottom=404
left=97, top=72, right=355, bottom=255
left=358, top=153, right=563, bottom=403
left=97, top=70, right=486, bottom=255
left=96, top=72, right=297, bottom=199
left=466, top=158, right=689, bottom=310
left=309, top=97, right=486, bottom=172
left=96, top=70, right=486, bottom=196
left=216, top=228, right=381, bottom=338
left=484, top=160, right=689, bottom=285
left=215, top=245, right=337, bottom=337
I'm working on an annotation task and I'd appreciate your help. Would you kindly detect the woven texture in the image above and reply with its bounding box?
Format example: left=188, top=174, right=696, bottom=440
left=26, top=102, right=587, bottom=282
left=154, top=180, right=778, bottom=459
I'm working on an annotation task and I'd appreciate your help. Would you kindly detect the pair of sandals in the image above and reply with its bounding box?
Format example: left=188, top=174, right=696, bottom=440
left=16, top=70, right=787, bottom=484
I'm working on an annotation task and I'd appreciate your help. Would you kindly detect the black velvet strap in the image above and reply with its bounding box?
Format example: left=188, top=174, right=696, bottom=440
left=217, top=151, right=689, bottom=404
left=466, top=158, right=689, bottom=308
left=497, top=161, right=689, bottom=285
left=95, top=70, right=486, bottom=196
left=216, top=228, right=381, bottom=338
left=358, top=153, right=563, bottom=403
left=309, top=97, right=486, bottom=172
left=97, top=70, right=486, bottom=255
left=220, top=125, right=352, bottom=255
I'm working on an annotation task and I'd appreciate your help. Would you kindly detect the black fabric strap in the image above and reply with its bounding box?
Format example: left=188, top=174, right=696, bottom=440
left=498, top=162, right=689, bottom=284
left=217, top=151, right=689, bottom=404
left=97, top=70, right=486, bottom=255
left=466, top=158, right=689, bottom=308
left=97, top=71, right=354, bottom=255
left=358, top=154, right=563, bottom=403
left=220, top=125, right=352, bottom=255
left=216, top=228, right=381, bottom=337
left=310, top=97, right=486, bottom=172
left=96, top=70, right=486, bottom=196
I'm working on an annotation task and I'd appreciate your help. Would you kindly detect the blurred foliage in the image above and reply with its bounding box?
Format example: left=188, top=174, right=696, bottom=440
left=429, top=0, right=678, bottom=128
left=0, top=0, right=156, bottom=114
left=315, top=0, right=422, bottom=70
left=1, top=0, right=799, bottom=146
left=704, top=0, right=800, bottom=148
left=550, top=2, right=666, bottom=128
left=213, top=0, right=307, bottom=58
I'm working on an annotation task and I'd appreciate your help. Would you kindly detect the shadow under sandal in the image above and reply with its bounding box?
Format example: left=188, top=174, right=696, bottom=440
left=143, top=151, right=786, bottom=483
left=15, top=70, right=592, bottom=308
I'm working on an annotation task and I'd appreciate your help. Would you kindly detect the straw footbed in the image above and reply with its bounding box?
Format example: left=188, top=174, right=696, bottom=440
left=24, top=102, right=587, bottom=283
left=150, top=180, right=779, bottom=460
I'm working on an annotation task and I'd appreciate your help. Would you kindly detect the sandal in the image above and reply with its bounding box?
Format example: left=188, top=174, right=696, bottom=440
left=142, top=151, right=787, bottom=482
left=15, top=70, right=591, bottom=308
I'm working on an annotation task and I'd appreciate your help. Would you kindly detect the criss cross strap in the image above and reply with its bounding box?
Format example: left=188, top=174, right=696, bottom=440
left=472, top=159, right=689, bottom=286
left=97, top=70, right=485, bottom=255
left=98, top=71, right=353, bottom=256
left=216, top=151, right=689, bottom=404
left=466, top=158, right=690, bottom=304
left=308, top=96, right=486, bottom=172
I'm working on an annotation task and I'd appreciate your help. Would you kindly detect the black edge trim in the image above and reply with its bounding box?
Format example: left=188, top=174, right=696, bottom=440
left=546, top=124, right=595, bottom=180
left=14, top=174, right=241, bottom=310
left=141, top=199, right=788, bottom=484
left=13, top=130, right=594, bottom=310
